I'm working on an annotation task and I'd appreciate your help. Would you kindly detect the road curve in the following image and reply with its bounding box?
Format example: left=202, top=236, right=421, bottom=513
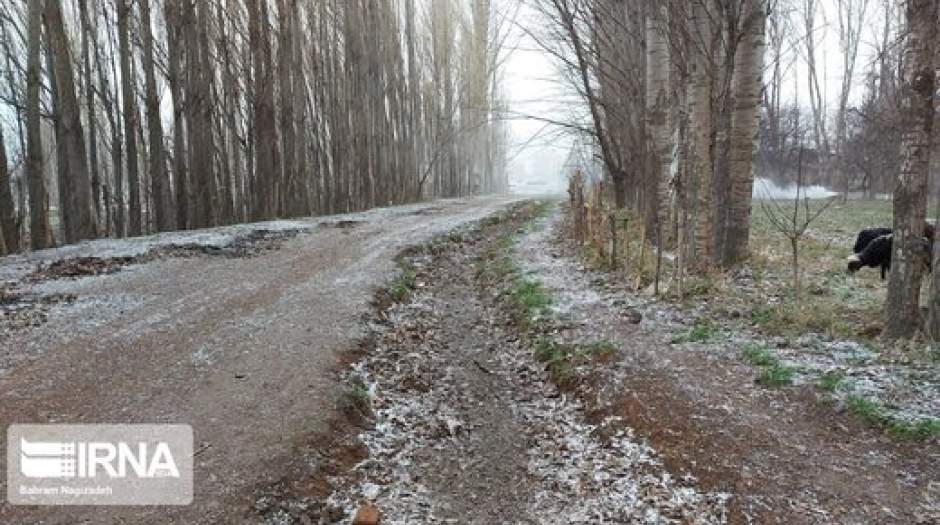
left=0, top=195, right=523, bottom=524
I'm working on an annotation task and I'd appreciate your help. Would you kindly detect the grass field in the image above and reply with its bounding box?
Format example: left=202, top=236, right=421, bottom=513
left=745, top=198, right=895, bottom=343
left=566, top=195, right=940, bottom=434
left=744, top=198, right=940, bottom=351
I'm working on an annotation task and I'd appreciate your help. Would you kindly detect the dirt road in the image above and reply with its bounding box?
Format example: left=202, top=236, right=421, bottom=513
left=0, top=196, right=521, bottom=524
left=312, top=203, right=728, bottom=524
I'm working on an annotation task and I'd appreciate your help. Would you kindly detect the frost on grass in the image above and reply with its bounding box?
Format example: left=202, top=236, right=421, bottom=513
left=527, top=207, right=939, bottom=429
left=325, top=230, right=727, bottom=524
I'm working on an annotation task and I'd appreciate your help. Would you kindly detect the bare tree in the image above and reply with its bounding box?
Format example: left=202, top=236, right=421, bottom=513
left=691, top=0, right=716, bottom=271
left=885, top=0, right=937, bottom=340
left=834, top=0, right=869, bottom=201
left=759, top=129, right=835, bottom=305
left=164, top=0, right=188, bottom=231
left=140, top=0, right=173, bottom=232
left=118, top=0, right=141, bottom=236
left=249, top=0, right=278, bottom=221
left=721, top=0, right=767, bottom=266
left=646, top=3, right=672, bottom=251
left=0, top=0, right=510, bottom=250
left=801, top=0, right=830, bottom=162
left=77, top=0, right=102, bottom=229
left=44, top=0, right=97, bottom=243
left=25, top=0, right=51, bottom=249
left=0, top=125, right=16, bottom=253
left=185, top=0, right=217, bottom=228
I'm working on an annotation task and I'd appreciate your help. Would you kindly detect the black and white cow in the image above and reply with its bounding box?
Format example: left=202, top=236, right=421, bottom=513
left=852, top=227, right=892, bottom=254
left=847, top=224, right=935, bottom=280
left=847, top=233, right=894, bottom=279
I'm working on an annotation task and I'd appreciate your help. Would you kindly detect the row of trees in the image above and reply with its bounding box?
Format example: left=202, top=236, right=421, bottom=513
left=0, top=0, right=510, bottom=255
left=757, top=0, right=908, bottom=202
left=536, top=0, right=768, bottom=271
left=538, top=0, right=938, bottom=340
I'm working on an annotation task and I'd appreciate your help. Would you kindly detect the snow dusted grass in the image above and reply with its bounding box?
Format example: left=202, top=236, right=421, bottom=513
left=325, top=202, right=728, bottom=523
left=748, top=200, right=940, bottom=435
left=386, top=260, right=417, bottom=303
left=747, top=199, right=893, bottom=340
left=569, top=198, right=940, bottom=439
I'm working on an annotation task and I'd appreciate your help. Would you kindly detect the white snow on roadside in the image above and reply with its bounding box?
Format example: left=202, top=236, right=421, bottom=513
left=0, top=199, right=480, bottom=283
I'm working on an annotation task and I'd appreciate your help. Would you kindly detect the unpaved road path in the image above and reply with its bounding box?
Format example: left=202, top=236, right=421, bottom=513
left=317, top=202, right=937, bottom=524
left=317, top=204, right=728, bottom=524
left=0, top=196, right=521, bottom=524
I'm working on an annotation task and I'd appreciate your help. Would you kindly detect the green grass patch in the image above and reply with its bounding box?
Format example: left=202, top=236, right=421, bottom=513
left=750, top=305, right=774, bottom=326
left=817, top=370, right=847, bottom=392
left=844, top=394, right=940, bottom=440
left=534, top=337, right=565, bottom=364
left=388, top=261, right=417, bottom=303
left=474, top=206, right=555, bottom=332
left=673, top=319, right=720, bottom=344
left=682, top=276, right=718, bottom=299
left=887, top=418, right=940, bottom=439
left=530, top=199, right=554, bottom=218
left=532, top=337, right=575, bottom=383
left=341, top=374, right=373, bottom=421
left=740, top=344, right=795, bottom=387
left=475, top=233, right=518, bottom=282
left=579, top=340, right=618, bottom=356
left=846, top=395, right=886, bottom=426
left=742, top=344, right=778, bottom=367
left=757, top=362, right=796, bottom=386
left=749, top=301, right=856, bottom=339
left=533, top=337, right=619, bottom=384
left=509, top=277, right=552, bottom=321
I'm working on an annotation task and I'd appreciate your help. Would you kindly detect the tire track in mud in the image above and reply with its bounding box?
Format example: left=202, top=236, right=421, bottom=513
left=316, top=202, right=728, bottom=524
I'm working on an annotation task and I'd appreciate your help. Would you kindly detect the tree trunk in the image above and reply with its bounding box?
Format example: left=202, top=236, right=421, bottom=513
left=140, top=0, right=173, bottom=231
left=931, top=1, right=940, bottom=340
left=25, top=0, right=53, bottom=249
left=186, top=0, right=217, bottom=228
left=692, top=0, right=714, bottom=271
left=91, top=1, right=123, bottom=238
left=217, top=1, right=237, bottom=224
left=164, top=0, right=188, bottom=231
left=249, top=0, right=278, bottom=221
left=46, top=0, right=96, bottom=244
left=0, top=126, right=17, bottom=254
left=78, top=0, right=101, bottom=230
left=721, top=0, right=766, bottom=267
left=118, top=0, right=141, bottom=236
left=291, top=8, right=311, bottom=215
left=646, top=5, right=671, bottom=252
left=277, top=0, right=298, bottom=217
left=889, top=0, right=937, bottom=339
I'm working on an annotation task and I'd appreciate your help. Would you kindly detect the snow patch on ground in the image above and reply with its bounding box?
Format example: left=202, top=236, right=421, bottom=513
left=0, top=200, right=476, bottom=283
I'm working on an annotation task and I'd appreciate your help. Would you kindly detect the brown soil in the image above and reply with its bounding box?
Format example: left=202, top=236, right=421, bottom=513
left=0, top=196, right=521, bottom=525
left=315, top=202, right=727, bottom=523
left=537, top=209, right=940, bottom=525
